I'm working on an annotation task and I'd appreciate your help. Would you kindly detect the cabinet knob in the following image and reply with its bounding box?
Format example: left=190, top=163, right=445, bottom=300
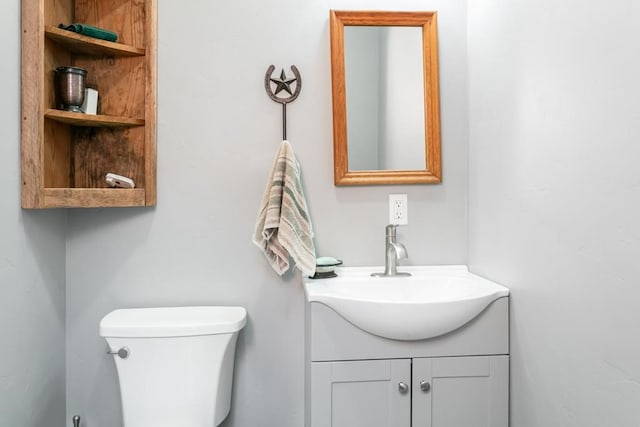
left=420, top=380, right=431, bottom=392
left=398, top=382, right=409, bottom=394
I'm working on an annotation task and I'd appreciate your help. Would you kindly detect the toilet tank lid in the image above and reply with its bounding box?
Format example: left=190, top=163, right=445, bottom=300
left=99, top=306, right=247, bottom=338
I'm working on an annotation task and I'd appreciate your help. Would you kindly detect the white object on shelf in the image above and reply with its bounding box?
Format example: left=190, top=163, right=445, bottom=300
left=80, top=88, right=98, bottom=114
left=105, top=173, right=135, bottom=189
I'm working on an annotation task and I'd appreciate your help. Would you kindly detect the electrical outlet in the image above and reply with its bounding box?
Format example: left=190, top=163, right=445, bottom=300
left=389, top=194, right=408, bottom=225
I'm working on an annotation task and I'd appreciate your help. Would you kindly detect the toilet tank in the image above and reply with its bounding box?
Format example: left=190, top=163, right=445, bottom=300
left=100, top=306, right=247, bottom=427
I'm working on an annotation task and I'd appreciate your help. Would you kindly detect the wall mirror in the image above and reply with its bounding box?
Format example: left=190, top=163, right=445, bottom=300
left=330, top=10, right=442, bottom=185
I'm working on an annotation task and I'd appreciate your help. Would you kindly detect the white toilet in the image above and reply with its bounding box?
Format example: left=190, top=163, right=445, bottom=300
left=100, top=306, right=247, bottom=427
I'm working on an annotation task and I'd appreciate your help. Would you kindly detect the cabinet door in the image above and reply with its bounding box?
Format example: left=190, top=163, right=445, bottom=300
left=412, top=356, right=509, bottom=427
left=311, top=359, right=411, bottom=427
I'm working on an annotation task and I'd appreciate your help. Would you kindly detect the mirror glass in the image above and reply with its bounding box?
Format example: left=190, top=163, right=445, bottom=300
left=345, top=26, right=425, bottom=171
left=330, top=11, right=442, bottom=185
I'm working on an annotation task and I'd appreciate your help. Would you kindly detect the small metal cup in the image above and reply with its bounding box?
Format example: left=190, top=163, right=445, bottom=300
left=56, top=66, right=88, bottom=112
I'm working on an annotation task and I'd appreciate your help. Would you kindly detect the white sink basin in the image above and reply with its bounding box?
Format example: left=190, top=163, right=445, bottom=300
left=303, top=266, right=509, bottom=341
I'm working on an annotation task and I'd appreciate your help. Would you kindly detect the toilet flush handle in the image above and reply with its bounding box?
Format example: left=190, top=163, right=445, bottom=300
left=107, top=346, right=130, bottom=359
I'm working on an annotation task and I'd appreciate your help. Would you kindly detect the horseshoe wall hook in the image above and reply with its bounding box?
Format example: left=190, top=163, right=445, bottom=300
left=264, top=65, right=302, bottom=139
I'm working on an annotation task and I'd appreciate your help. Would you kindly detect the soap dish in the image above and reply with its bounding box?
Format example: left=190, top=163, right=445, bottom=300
left=309, top=257, right=343, bottom=279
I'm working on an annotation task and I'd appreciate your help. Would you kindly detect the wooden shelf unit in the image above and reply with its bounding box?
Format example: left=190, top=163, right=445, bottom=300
left=22, top=0, right=157, bottom=209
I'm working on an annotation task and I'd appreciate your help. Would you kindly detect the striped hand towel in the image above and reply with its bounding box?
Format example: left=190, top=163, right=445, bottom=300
left=253, top=140, right=316, bottom=277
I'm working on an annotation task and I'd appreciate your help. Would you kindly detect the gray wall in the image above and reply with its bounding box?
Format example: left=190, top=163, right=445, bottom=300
left=66, top=1, right=468, bottom=426
left=0, top=1, right=67, bottom=426
left=467, top=0, right=640, bottom=426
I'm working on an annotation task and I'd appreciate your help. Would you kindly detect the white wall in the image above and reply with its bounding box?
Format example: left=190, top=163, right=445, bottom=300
left=0, top=1, right=67, bottom=426
left=468, top=0, right=640, bottom=425
left=65, top=0, right=468, bottom=426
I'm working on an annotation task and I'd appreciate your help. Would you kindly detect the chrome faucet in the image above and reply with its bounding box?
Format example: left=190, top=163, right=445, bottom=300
left=371, top=224, right=411, bottom=277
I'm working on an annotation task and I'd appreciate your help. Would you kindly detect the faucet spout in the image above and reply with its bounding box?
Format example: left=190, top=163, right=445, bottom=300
left=371, top=224, right=411, bottom=277
left=388, top=241, right=408, bottom=260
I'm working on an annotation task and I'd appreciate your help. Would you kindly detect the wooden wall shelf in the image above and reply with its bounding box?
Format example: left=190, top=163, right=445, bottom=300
left=45, top=26, right=145, bottom=57
left=43, top=188, right=146, bottom=208
left=22, top=0, right=157, bottom=209
left=45, top=110, right=145, bottom=127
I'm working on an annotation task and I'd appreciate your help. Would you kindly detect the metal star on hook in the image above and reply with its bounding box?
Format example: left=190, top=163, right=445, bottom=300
left=264, top=65, right=302, bottom=139
left=270, top=69, right=297, bottom=96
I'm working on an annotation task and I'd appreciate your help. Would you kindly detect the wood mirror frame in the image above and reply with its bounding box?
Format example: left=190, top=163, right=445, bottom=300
left=330, top=10, right=442, bottom=186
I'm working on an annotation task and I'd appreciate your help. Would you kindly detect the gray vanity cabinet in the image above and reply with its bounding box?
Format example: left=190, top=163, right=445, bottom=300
left=305, top=298, right=510, bottom=427
left=310, top=356, right=508, bottom=427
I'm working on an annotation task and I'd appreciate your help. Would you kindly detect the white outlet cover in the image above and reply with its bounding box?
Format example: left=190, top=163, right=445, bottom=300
left=389, top=194, right=408, bottom=225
